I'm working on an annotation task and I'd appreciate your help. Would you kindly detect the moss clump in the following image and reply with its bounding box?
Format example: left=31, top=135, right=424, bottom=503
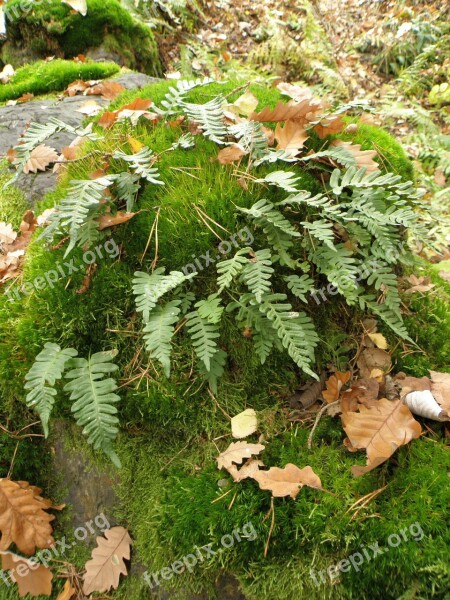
left=0, top=59, right=119, bottom=103
left=2, top=0, right=162, bottom=76
left=0, top=162, right=29, bottom=225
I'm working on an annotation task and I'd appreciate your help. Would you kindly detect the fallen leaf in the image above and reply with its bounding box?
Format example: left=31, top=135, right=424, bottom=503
left=250, top=98, right=324, bottom=126
left=1, top=552, right=53, bottom=597
left=231, top=91, right=259, bottom=117
left=217, top=441, right=265, bottom=471
left=97, top=212, right=136, bottom=230
left=357, top=348, right=391, bottom=379
left=276, top=82, right=314, bottom=103
left=231, top=408, right=257, bottom=439
left=76, top=99, right=102, bottom=116
left=24, top=145, right=58, bottom=174
left=0, top=64, right=14, bottom=84
left=65, top=79, right=91, bottom=97
left=62, top=0, right=87, bottom=15
left=313, top=115, right=345, bottom=138
left=127, top=136, right=144, bottom=153
left=0, top=223, right=17, bottom=246
left=341, top=378, right=380, bottom=412
left=404, top=275, right=435, bottom=294
left=274, top=120, right=308, bottom=154
left=368, top=333, right=388, bottom=349
left=56, top=579, right=75, bottom=600
left=341, top=398, right=422, bottom=476
left=322, top=371, right=351, bottom=404
left=332, top=140, right=379, bottom=173
left=252, top=463, right=322, bottom=498
left=289, top=371, right=327, bottom=410
left=218, top=143, right=247, bottom=165
left=0, top=479, right=55, bottom=554
left=438, top=271, right=450, bottom=282
left=98, top=111, right=118, bottom=129
left=83, top=527, right=132, bottom=595
left=228, top=458, right=265, bottom=482
left=86, top=81, right=125, bottom=100
left=430, top=371, right=450, bottom=415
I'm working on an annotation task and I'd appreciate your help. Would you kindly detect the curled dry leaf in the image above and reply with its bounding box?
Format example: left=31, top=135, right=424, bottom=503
left=97, top=212, right=137, bottom=231
left=1, top=552, right=53, bottom=597
left=231, top=408, right=258, bottom=439
left=228, top=459, right=265, bottom=482
left=252, top=464, right=322, bottom=499
left=322, top=371, right=351, bottom=404
left=274, top=120, right=309, bottom=154
left=331, top=140, right=379, bottom=173
left=76, top=99, right=102, bottom=116
left=357, top=347, right=391, bottom=380
left=56, top=579, right=76, bottom=600
left=289, top=371, right=327, bottom=410
left=83, top=527, right=132, bottom=595
left=313, top=115, right=345, bottom=138
left=276, top=82, right=314, bottom=103
left=24, top=145, right=59, bottom=174
left=0, top=479, right=56, bottom=554
left=341, top=398, right=422, bottom=476
left=217, top=441, right=265, bottom=471
left=218, top=143, right=247, bottom=165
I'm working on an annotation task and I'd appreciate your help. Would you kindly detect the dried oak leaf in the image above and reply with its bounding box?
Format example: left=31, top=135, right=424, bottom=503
left=289, top=371, right=327, bottom=410
left=56, top=579, right=76, bottom=600
left=341, top=398, right=422, bottom=477
left=83, top=526, right=132, bottom=595
left=252, top=464, right=322, bottom=499
left=1, top=552, right=53, bottom=597
left=65, top=79, right=91, bottom=97
left=341, top=378, right=380, bottom=413
left=430, top=371, right=450, bottom=415
left=331, top=140, right=379, bottom=173
left=322, top=371, right=351, bottom=404
left=217, top=441, right=265, bottom=471
left=98, top=111, right=119, bottom=129
left=274, top=120, right=309, bottom=154
left=0, top=223, right=17, bottom=247
left=250, top=98, right=324, bottom=126
left=218, top=143, right=247, bottom=165
left=86, top=81, right=125, bottom=100
left=75, top=99, right=102, bottom=116
left=276, top=82, right=315, bottom=103
left=404, top=275, right=435, bottom=294
left=0, top=479, right=55, bottom=554
left=97, top=212, right=137, bottom=230
left=24, top=145, right=58, bottom=174
left=228, top=459, right=265, bottom=482
left=313, top=115, right=345, bottom=138
left=357, top=348, right=391, bottom=380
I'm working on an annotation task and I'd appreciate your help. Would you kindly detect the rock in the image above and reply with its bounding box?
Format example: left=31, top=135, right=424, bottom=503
left=0, top=73, right=161, bottom=201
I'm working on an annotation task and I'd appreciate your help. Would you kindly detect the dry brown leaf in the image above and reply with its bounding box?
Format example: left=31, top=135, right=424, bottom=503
left=97, top=212, right=136, bottom=230
left=357, top=348, right=391, bottom=379
left=217, top=441, right=265, bottom=471
left=65, top=79, right=91, bottom=97
left=322, top=371, right=351, bottom=404
left=56, top=579, right=75, bottom=600
left=218, top=144, right=247, bottom=165
left=0, top=223, right=17, bottom=246
left=332, top=140, right=379, bottom=173
left=86, top=81, right=125, bottom=100
left=1, top=552, right=53, bottom=597
left=276, top=82, right=314, bottom=103
left=228, top=459, right=265, bottom=482
left=430, top=371, right=450, bottom=415
left=313, top=115, right=345, bottom=138
left=1, top=212, right=37, bottom=284
left=251, top=463, right=322, bottom=499
left=83, top=526, right=132, bottom=595
left=289, top=371, right=327, bottom=410
left=274, top=120, right=309, bottom=154
left=0, top=479, right=55, bottom=554
left=404, top=275, right=435, bottom=294
left=341, top=398, right=422, bottom=476
left=76, top=99, right=102, bottom=116
left=341, top=378, right=380, bottom=413
left=250, top=98, right=324, bottom=126
left=24, top=145, right=58, bottom=174
left=62, top=0, right=87, bottom=15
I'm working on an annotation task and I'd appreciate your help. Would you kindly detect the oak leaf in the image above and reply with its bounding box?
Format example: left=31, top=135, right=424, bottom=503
left=322, top=371, right=351, bottom=404
left=313, top=115, right=345, bottom=138
left=86, top=81, right=125, bottom=100
left=250, top=98, right=324, bottom=126
left=228, top=459, right=265, bottom=482
left=0, top=479, right=55, bottom=554
left=252, top=464, right=322, bottom=498
left=276, top=82, right=315, bottom=103
left=230, top=91, right=259, bottom=117
left=341, top=398, right=422, bottom=476
left=357, top=348, right=391, bottom=380
left=97, top=212, right=136, bottom=230
left=341, top=378, right=380, bottom=413
left=430, top=371, right=450, bottom=415
left=332, top=140, right=379, bottom=173
left=98, top=111, right=119, bottom=129
left=83, top=527, right=132, bottom=595
left=218, top=144, right=247, bottom=165
left=217, top=441, right=265, bottom=471
left=231, top=409, right=257, bottom=439
left=274, top=120, right=308, bottom=154
left=65, top=79, right=90, bottom=97
left=1, top=552, right=53, bottom=597
left=75, top=99, right=102, bottom=116
left=404, top=275, right=435, bottom=294
left=24, top=145, right=58, bottom=174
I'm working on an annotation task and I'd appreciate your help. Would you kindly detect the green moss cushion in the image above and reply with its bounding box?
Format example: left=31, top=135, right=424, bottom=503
left=2, top=0, right=162, bottom=75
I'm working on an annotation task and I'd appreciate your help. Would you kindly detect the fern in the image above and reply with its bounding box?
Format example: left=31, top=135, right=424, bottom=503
left=197, top=349, right=227, bottom=393
left=171, top=133, right=195, bottom=150
left=217, top=247, right=251, bottom=293
left=284, top=274, right=315, bottom=303
left=155, top=77, right=216, bottom=116
left=24, top=343, right=78, bottom=437
left=64, top=350, right=121, bottom=467
left=181, top=97, right=227, bottom=144
left=186, top=309, right=220, bottom=372
left=113, top=147, right=164, bottom=185
left=229, top=121, right=269, bottom=160
left=302, top=220, right=336, bottom=250
left=255, top=171, right=301, bottom=192
left=113, top=172, right=141, bottom=212
left=195, top=295, right=224, bottom=324
left=240, top=248, right=274, bottom=303
left=258, top=294, right=319, bottom=378
left=301, top=145, right=357, bottom=169
left=142, top=300, right=181, bottom=377
left=40, top=177, right=114, bottom=256
left=133, top=268, right=195, bottom=322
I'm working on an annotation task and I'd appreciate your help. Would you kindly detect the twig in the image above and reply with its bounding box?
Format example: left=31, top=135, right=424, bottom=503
left=307, top=401, right=340, bottom=449
left=211, top=489, right=233, bottom=504
left=7, top=442, right=19, bottom=479
left=224, top=82, right=250, bottom=101
left=263, top=498, right=275, bottom=558
left=207, top=389, right=231, bottom=420
left=140, top=206, right=160, bottom=264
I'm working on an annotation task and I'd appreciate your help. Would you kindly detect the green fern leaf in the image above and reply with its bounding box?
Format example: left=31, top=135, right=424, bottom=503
left=143, top=300, right=181, bottom=377
left=156, top=77, right=216, bottom=116
left=64, top=350, right=121, bottom=467
left=198, top=349, right=227, bottom=393
left=240, top=248, right=274, bottom=302
left=284, top=274, right=315, bottom=303
left=24, top=343, right=78, bottom=437
left=195, top=294, right=224, bottom=324
left=217, top=247, right=251, bottom=293
left=186, top=310, right=220, bottom=372
left=113, top=147, right=164, bottom=185
left=113, top=172, right=141, bottom=212
left=255, top=170, right=301, bottom=192
left=181, top=97, right=227, bottom=144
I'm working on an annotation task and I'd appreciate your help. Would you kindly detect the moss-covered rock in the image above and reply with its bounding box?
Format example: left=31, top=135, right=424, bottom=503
left=0, top=80, right=447, bottom=599
left=2, top=0, right=162, bottom=76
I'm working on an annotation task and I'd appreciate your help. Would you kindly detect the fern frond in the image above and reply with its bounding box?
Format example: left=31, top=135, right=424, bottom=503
left=310, top=243, right=360, bottom=301
left=197, top=349, right=227, bottom=393
left=186, top=310, right=220, bottom=371
left=195, top=294, right=224, bottom=324
left=255, top=170, right=301, bottom=192
left=216, top=247, right=251, bottom=293
left=171, top=133, right=195, bottom=150
left=284, top=274, right=315, bottom=303
left=133, top=268, right=195, bottom=322
left=253, top=149, right=298, bottom=167
left=240, top=248, right=274, bottom=303
left=113, top=147, right=164, bottom=185
left=113, top=172, right=141, bottom=212
left=229, top=121, right=269, bottom=159
left=181, top=97, right=227, bottom=144
left=302, top=220, right=336, bottom=250
left=156, top=77, right=216, bottom=116
left=142, top=300, right=181, bottom=377
left=24, top=343, right=78, bottom=437
left=64, top=350, right=121, bottom=467
left=302, top=145, right=357, bottom=169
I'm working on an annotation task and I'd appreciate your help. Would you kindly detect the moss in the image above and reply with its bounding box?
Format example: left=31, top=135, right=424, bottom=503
left=0, top=162, right=29, bottom=226
left=3, top=0, right=162, bottom=76
left=0, top=59, right=119, bottom=103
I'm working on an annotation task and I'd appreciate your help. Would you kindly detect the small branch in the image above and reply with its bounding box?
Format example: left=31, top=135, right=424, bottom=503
left=307, top=401, right=340, bottom=449
left=263, top=497, right=275, bottom=558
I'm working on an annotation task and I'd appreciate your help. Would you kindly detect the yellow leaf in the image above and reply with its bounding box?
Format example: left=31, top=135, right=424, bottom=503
left=128, top=136, right=144, bottom=153
left=231, top=91, right=259, bottom=117
left=62, top=0, right=87, bottom=15
left=368, top=333, right=388, bottom=349
left=231, top=408, right=257, bottom=439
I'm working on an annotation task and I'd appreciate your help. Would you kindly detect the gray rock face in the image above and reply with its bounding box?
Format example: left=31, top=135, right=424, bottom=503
left=0, top=72, right=160, bottom=201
